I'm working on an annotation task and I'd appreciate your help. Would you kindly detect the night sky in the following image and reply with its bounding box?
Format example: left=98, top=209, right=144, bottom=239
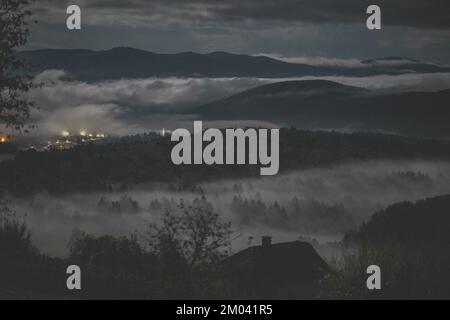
left=27, top=0, right=450, bottom=64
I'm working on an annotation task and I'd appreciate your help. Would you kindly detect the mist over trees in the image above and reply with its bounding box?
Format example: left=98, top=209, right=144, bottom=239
left=2, top=129, right=450, bottom=196
left=231, top=195, right=355, bottom=235
left=0, top=200, right=235, bottom=299
left=3, top=193, right=450, bottom=299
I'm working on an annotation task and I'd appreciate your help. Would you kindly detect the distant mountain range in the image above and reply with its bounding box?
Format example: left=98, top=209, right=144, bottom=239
left=17, top=47, right=450, bottom=81
left=188, top=80, right=450, bottom=138
left=16, top=48, right=450, bottom=138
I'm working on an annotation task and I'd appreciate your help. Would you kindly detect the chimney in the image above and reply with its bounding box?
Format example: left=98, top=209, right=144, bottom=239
left=262, top=236, right=272, bottom=248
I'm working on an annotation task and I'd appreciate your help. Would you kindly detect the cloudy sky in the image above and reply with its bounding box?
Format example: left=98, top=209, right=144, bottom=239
left=15, top=0, right=450, bottom=139
left=27, top=0, right=450, bottom=64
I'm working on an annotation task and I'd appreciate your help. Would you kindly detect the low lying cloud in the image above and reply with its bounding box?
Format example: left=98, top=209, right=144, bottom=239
left=8, top=160, right=450, bottom=257
left=28, top=72, right=271, bottom=137
left=26, top=70, right=450, bottom=138
left=259, top=54, right=444, bottom=69
left=257, top=54, right=367, bottom=68
left=293, top=72, right=450, bottom=92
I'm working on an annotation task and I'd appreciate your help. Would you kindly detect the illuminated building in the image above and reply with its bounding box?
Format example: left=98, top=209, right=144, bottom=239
left=159, top=128, right=172, bottom=137
left=46, top=130, right=108, bottom=150
left=0, top=135, right=10, bottom=143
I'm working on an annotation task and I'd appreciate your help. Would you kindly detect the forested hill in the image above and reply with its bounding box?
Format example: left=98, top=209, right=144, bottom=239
left=189, top=80, right=450, bottom=139
left=346, top=195, right=450, bottom=248
left=325, top=195, right=450, bottom=299
left=2, top=129, right=450, bottom=196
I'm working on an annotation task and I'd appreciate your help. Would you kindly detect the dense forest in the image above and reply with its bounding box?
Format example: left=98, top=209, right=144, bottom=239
left=2, top=129, right=450, bottom=196
left=322, top=195, right=450, bottom=299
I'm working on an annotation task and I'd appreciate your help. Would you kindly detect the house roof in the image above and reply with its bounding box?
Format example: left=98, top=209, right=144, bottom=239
left=225, top=241, right=330, bottom=279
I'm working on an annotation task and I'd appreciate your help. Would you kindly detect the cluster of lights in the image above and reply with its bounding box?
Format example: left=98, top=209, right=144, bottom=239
left=49, top=130, right=107, bottom=150
left=61, top=130, right=106, bottom=139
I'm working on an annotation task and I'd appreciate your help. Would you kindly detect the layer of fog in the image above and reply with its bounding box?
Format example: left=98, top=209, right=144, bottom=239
left=8, top=160, right=450, bottom=257
left=256, top=54, right=368, bottom=68
left=23, top=70, right=450, bottom=139
left=256, top=54, right=433, bottom=68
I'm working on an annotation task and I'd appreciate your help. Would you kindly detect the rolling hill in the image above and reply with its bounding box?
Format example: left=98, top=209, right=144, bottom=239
left=189, top=80, right=450, bottom=138
left=17, top=47, right=450, bottom=81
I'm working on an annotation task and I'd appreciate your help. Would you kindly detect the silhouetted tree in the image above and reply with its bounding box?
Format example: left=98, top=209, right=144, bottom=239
left=147, top=203, right=232, bottom=270
left=0, top=200, right=36, bottom=258
left=146, top=202, right=232, bottom=298
left=68, top=231, right=153, bottom=275
left=0, top=0, right=37, bottom=129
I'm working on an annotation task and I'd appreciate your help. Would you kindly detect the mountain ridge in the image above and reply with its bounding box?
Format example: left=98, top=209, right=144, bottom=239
left=188, top=79, right=450, bottom=139
left=17, top=47, right=450, bottom=81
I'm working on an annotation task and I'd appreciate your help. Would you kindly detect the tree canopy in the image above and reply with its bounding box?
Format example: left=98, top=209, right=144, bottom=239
left=0, top=0, right=36, bottom=129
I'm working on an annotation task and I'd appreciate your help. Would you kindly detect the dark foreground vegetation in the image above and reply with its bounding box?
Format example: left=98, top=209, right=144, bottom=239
left=1, top=195, right=450, bottom=300
left=0, top=143, right=17, bottom=155
left=322, top=195, right=450, bottom=300
left=0, top=200, right=235, bottom=299
left=2, top=129, right=450, bottom=196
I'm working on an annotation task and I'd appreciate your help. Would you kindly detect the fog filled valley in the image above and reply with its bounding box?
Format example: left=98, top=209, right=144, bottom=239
left=5, top=159, right=450, bottom=258
left=2, top=48, right=450, bottom=299
left=3, top=0, right=450, bottom=300
left=2, top=76, right=450, bottom=299
left=3, top=62, right=450, bottom=268
left=14, top=68, right=450, bottom=141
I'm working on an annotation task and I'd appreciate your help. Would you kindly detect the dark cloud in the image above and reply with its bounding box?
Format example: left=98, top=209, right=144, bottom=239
left=35, top=0, right=450, bottom=29
left=209, top=0, right=450, bottom=29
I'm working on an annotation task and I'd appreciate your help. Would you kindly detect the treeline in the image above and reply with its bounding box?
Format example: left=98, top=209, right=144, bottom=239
left=322, top=195, right=450, bottom=299
left=2, top=129, right=450, bottom=196
left=232, top=196, right=355, bottom=235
